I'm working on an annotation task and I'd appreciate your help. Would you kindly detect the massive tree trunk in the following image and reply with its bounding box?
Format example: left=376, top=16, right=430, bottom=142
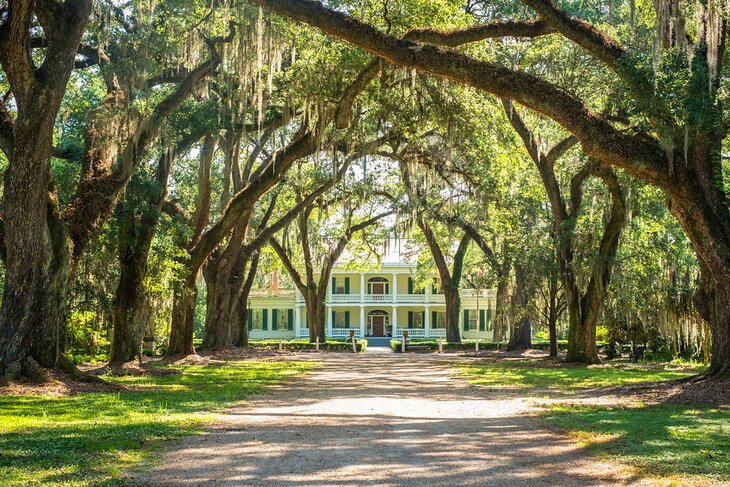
left=442, top=284, right=462, bottom=343
left=201, top=214, right=251, bottom=349
left=0, top=0, right=92, bottom=379
left=493, top=256, right=511, bottom=343
left=168, top=276, right=198, bottom=356
left=234, top=252, right=261, bottom=347
left=303, top=290, right=327, bottom=343
left=669, top=167, right=730, bottom=377
left=110, top=150, right=173, bottom=364
left=546, top=273, right=562, bottom=357
left=507, top=264, right=532, bottom=351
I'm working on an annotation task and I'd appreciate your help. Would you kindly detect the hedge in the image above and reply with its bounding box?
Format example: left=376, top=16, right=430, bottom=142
left=390, top=339, right=571, bottom=353
left=249, top=338, right=368, bottom=352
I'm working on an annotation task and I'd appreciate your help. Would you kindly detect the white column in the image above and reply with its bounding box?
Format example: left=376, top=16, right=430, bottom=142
left=360, top=272, right=365, bottom=303
left=327, top=305, right=333, bottom=337
left=423, top=306, right=431, bottom=337
left=359, top=306, right=365, bottom=338
left=295, top=306, right=301, bottom=337
left=391, top=305, right=398, bottom=337
left=392, top=272, right=397, bottom=303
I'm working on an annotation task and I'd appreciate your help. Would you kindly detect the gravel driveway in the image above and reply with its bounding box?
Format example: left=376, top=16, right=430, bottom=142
left=133, top=350, right=657, bottom=486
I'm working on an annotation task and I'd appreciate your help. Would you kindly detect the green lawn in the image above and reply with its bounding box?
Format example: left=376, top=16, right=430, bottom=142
left=456, top=360, right=700, bottom=391
left=455, top=359, right=727, bottom=482
left=544, top=404, right=730, bottom=481
left=0, top=360, right=313, bottom=487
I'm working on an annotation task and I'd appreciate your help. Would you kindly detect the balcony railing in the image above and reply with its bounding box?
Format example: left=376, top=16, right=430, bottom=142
left=330, top=294, right=355, bottom=303
left=461, top=289, right=494, bottom=298
left=249, top=289, right=295, bottom=297
left=395, top=293, right=425, bottom=303
left=362, top=294, right=392, bottom=303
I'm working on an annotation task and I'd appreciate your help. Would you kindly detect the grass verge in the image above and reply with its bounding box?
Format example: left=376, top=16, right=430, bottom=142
left=544, top=403, right=729, bottom=481
left=0, top=360, right=313, bottom=487
left=456, top=360, right=700, bottom=391
left=455, top=359, right=727, bottom=482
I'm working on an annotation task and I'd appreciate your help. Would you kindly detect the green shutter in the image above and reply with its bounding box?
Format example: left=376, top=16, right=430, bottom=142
left=262, top=309, right=268, bottom=330
left=287, top=309, right=294, bottom=330
left=422, top=311, right=426, bottom=328
left=331, top=310, right=336, bottom=327
left=344, top=277, right=350, bottom=294
left=248, top=310, right=253, bottom=331
left=272, top=309, right=278, bottom=330
left=463, top=309, right=469, bottom=331
left=332, top=277, right=337, bottom=294
left=408, top=277, right=413, bottom=294
left=479, top=309, right=486, bottom=331
left=408, top=311, right=413, bottom=327
left=345, top=311, right=350, bottom=327
left=432, top=311, right=437, bottom=328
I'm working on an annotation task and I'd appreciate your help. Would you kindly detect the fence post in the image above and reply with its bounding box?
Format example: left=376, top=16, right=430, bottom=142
left=316, top=336, right=320, bottom=352
left=350, top=330, right=356, bottom=352
left=438, top=337, right=443, bottom=353
left=279, top=339, right=283, bottom=352
left=475, top=338, right=479, bottom=352
left=402, top=330, right=408, bottom=353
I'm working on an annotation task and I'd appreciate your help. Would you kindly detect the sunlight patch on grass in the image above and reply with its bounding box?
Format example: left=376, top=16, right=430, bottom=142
left=543, top=404, right=730, bottom=481
left=0, top=360, right=313, bottom=487
left=455, top=360, right=699, bottom=391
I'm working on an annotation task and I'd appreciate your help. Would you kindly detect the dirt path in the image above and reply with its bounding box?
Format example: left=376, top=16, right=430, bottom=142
left=134, top=351, right=655, bottom=486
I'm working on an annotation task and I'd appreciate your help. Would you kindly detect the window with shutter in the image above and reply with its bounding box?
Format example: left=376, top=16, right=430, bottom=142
left=479, top=309, right=486, bottom=331
left=287, top=309, right=294, bottom=330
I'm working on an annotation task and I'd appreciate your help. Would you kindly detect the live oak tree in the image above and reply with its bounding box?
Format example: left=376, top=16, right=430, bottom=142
left=502, top=99, right=626, bottom=363
left=270, top=177, right=391, bottom=342
left=0, top=0, right=240, bottom=377
left=248, top=0, right=730, bottom=376
left=394, top=147, right=471, bottom=343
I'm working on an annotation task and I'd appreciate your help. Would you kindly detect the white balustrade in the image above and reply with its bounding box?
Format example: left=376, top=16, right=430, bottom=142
left=330, top=294, right=355, bottom=303
left=401, top=328, right=426, bottom=338
left=396, top=294, right=425, bottom=303
left=330, top=328, right=362, bottom=338
left=428, top=329, right=447, bottom=338
left=363, top=294, right=391, bottom=303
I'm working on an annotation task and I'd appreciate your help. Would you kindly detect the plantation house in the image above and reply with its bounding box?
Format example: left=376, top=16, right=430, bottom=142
left=248, top=241, right=498, bottom=341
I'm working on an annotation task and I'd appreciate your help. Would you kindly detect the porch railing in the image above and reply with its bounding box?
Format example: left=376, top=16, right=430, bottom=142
left=330, top=328, right=362, bottom=338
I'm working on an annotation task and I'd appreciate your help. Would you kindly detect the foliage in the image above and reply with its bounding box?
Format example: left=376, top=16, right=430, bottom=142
left=0, top=360, right=312, bottom=487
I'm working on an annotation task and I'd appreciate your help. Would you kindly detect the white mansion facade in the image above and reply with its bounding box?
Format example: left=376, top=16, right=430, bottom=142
left=248, top=243, right=498, bottom=340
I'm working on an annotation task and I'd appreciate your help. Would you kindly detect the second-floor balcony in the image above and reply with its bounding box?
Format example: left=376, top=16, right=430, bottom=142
left=326, top=292, right=446, bottom=304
